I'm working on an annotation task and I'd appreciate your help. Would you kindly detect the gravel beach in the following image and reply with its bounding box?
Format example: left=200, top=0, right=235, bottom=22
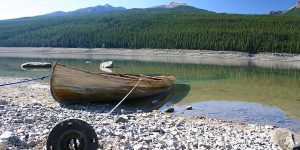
left=0, top=77, right=299, bottom=150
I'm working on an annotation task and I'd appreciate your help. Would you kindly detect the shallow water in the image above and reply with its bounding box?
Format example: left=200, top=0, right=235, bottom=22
left=165, top=101, right=300, bottom=131
left=0, top=52, right=300, bottom=131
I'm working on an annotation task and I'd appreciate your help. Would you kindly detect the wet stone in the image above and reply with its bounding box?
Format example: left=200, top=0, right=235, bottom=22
left=13, top=119, right=23, bottom=123
left=116, top=116, right=128, bottom=123
left=186, top=106, right=193, bottom=110
left=165, top=107, right=174, bottom=113
left=24, top=118, right=35, bottom=124
left=0, top=100, right=8, bottom=105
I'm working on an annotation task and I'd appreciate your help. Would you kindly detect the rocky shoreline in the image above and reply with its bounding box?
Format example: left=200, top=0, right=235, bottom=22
left=1, top=47, right=300, bottom=61
left=0, top=77, right=299, bottom=149
left=1, top=47, right=300, bottom=70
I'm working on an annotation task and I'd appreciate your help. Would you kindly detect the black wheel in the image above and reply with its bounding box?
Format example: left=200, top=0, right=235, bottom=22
left=294, top=144, right=300, bottom=150
left=46, top=119, right=98, bottom=150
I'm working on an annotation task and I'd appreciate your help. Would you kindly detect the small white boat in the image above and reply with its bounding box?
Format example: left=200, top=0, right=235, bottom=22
left=100, top=61, right=113, bottom=68
left=100, top=67, right=113, bottom=73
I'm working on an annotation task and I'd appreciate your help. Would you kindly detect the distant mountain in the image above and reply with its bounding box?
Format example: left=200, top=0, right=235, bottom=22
left=131, top=1, right=214, bottom=13
left=152, top=1, right=187, bottom=9
left=46, top=4, right=126, bottom=16
left=269, top=10, right=284, bottom=15
left=283, top=0, right=300, bottom=15
left=44, top=2, right=213, bottom=16
left=284, top=7, right=300, bottom=15
left=46, top=11, right=66, bottom=16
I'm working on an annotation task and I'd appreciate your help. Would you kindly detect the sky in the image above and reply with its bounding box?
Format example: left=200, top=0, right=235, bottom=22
left=0, top=0, right=297, bottom=20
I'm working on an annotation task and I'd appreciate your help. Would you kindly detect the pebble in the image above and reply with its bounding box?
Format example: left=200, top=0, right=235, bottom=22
left=265, top=125, right=274, bottom=129
left=0, top=131, right=13, bottom=140
left=42, top=129, right=50, bottom=135
left=0, top=100, right=8, bottom=105
left=13, top=119, right=23, bottom=123
left=17, top=129, right=25, bottom=134
left=115, top=116, right=129, bottom=123
left=133, top=143, right=143, bottom=150
left=24, top=118, right=35, bottom=124
left=0, top=139, right=8, bottom=150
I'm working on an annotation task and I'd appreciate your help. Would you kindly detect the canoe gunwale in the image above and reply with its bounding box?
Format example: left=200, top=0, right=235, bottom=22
left=51, top=63, right=175, bottom=82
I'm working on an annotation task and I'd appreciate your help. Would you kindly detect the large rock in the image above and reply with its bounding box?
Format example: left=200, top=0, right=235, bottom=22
left=270, top=128, right=298, bottom=150
left=297, top=0, right=300, bottom=8
left=294, top=132, right=300, bottom=145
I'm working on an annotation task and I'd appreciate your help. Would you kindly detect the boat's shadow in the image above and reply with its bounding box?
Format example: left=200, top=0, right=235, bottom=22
left=60, top=83, right=190, bottom=114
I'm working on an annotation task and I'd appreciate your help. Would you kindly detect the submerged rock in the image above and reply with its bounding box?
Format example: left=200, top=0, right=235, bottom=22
left=21, top=62, right=52, bottom=68
left=186, top=106, right=192, bottom=110
left=165, top=107, right=174, bottom=113
left=151, top=100, right=159, bottom=106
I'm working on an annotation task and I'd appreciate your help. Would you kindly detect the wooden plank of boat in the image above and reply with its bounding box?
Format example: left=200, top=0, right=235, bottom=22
left=50, top=63, right=175, bottom=103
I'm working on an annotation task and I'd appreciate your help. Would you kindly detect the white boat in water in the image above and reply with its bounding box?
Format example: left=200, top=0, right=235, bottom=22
left=100, top=61, right=113, bottom=68
left=100, top=67, right=113, bottom=73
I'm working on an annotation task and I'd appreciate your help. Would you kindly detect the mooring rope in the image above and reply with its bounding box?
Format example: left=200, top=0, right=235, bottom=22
left=0, top=74, right=52, bottom=87
left=99, top=74, right=144, bottom=123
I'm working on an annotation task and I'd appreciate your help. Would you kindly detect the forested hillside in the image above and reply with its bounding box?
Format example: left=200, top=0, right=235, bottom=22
left=284, top=8, right=300, bottom=15
left=0, top=12, right=299, bottom=53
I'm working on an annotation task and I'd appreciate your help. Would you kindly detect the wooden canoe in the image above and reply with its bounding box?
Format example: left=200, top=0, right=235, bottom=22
left=50, top=63, right=175, bottom=103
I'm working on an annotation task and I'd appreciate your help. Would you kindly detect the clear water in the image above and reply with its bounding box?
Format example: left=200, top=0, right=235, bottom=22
left=1, top=52, right=300, bottom=131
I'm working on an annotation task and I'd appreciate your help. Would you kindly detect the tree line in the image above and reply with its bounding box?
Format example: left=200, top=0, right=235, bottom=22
left=0, top=12, right=299, bottom=53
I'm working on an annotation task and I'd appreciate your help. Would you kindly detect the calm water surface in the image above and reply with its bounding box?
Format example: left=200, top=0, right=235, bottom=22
left=0, top=53, right=300, bottom=131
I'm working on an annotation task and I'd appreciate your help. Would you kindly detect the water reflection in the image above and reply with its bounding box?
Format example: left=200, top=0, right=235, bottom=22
left=172, top=101, right=300, bottom=132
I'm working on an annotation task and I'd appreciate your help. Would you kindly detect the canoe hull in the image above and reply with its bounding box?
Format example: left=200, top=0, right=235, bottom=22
left=50, top=63, right=175, bottom=103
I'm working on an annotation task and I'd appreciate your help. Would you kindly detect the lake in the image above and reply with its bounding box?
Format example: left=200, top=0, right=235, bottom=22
left=0, top=51, right=300, bottom=131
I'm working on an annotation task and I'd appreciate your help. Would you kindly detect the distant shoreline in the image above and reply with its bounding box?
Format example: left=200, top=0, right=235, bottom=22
left=1, top=47, right=300, bottom=69
left=1, top=47, right=299, bottom=61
